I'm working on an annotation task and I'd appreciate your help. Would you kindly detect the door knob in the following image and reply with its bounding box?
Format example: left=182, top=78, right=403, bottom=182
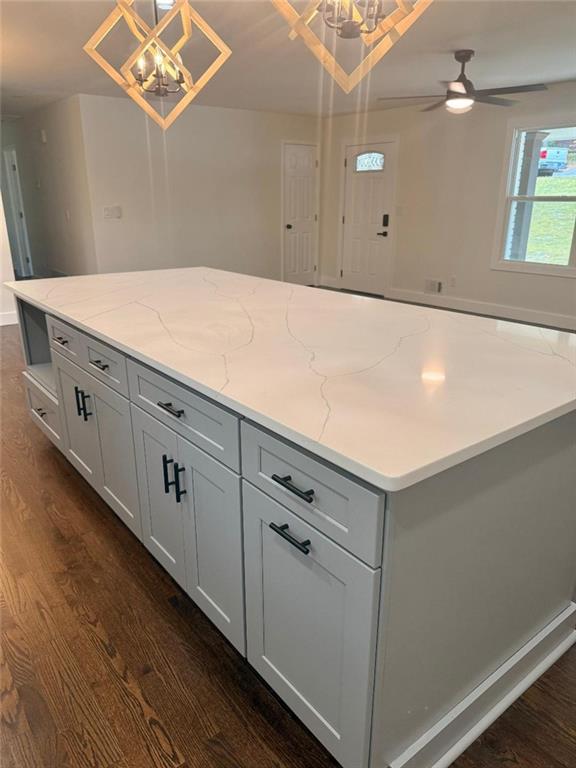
left=377, top=231, right=388, bottom=237
left=285, top=224, right=293, bottom=230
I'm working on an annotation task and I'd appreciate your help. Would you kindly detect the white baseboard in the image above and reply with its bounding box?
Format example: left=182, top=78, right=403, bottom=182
left=0, top=310, right=18, bottom=326
left=390, top=603, right=576, bottom=768
left=385, top=288, right=576, bottom=331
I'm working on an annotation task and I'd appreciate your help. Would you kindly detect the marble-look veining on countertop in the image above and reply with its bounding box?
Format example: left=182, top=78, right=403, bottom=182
left=7, top=268, right=576, bottom=491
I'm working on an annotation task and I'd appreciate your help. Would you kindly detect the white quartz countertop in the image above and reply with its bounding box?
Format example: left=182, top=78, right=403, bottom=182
left=7, top=268, right=576, bottom=491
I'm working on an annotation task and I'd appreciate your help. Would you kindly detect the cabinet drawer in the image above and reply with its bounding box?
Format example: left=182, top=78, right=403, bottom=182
left=241, top=422, right=385, bottom=566
left=127, top=360, right=240, bottom=472
left=23, top=371, right=62, bottom=449
left=82, top=335, right=128, bottom=397
left=243, top=482, right=380, bottom=768
left=46, top=315, right=83, bottom=363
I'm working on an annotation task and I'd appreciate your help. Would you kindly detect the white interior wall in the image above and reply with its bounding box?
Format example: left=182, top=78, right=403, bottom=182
left=78, top=94, right=321, bottom=278
left=1, top=96, right=97, bottom=277
left=319, top=82, right=576, bottom=328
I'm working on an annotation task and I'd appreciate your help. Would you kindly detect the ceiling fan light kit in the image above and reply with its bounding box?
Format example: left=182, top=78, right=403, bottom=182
left=84, top=0, right=231, bottom=130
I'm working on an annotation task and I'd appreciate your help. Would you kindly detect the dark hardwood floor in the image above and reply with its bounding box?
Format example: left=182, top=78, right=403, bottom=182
left=1, top=324, right=574, bottom=768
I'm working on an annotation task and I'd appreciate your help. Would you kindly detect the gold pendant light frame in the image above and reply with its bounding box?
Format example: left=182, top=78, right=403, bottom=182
left=271, top=0, right=435, bottom=93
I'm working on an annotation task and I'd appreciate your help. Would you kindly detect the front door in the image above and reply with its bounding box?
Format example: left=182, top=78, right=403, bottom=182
left=283, top=143, right=318, bottom=286
left=340, top=141, right=397, bottom=294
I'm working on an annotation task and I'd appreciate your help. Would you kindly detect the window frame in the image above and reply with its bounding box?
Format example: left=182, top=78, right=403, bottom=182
left=492, top=115, right=576, bottom=279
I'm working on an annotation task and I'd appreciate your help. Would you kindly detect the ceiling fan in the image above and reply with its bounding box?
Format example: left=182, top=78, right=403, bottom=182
left=378, top=50, right=548, bottom=114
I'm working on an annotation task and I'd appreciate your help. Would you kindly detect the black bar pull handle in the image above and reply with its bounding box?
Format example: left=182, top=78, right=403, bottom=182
left=54, top=335, right=69, bottom=346
left=271, top=474, right=315, bottom=504
left=269, top=523, right=311, bottom=555
left=74, top=385, right=83, bottom=416
left=157, top=401, right=184, bottom=419
left=162, top=454, right=175, bottom=494
left=174, top=463, right=186, bottom=503
left=80, top=391, right=92, bottom=421
left=90, top=359, right=110, bottom=372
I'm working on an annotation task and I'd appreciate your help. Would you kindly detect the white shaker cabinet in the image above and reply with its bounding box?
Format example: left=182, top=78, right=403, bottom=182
left=131, top=406, right=245, bottom=652
left=53, top=350, right=141, bottom=538
left=131, top=404, right=186, bottom=588
left=243, top=481, right=381, bottom=768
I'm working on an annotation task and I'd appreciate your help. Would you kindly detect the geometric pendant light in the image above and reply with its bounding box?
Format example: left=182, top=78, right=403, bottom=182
left=270, top=0, right=435, bottom=94
left=84, top=0, right=231, bottom=130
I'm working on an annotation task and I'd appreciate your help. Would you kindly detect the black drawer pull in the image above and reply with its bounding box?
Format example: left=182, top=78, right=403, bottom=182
left=157, top=401, right=184, bottom=419
left=269, top=523, right=311, bottom=555
left=271, top=474, right=315, bottom=503
left=54, top=335, right=69, bottom=346
left=162, top=454, right=175, bottom=494
left=80, top=391, right=92, bottom=421
left=74, top=385, right=83, bottom=416
left=174, top=463, right=186, bottom=503
left=35, top=407, right=47, bottom=419
left=90, top=359, right=110, bottom=372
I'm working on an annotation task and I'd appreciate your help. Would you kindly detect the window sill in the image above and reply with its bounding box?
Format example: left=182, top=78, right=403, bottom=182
left=491, top=259, right=576, bottom=279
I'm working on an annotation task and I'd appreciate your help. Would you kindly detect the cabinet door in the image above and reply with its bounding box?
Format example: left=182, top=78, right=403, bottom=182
left=177, top=437, right=245, bottom=653
left=88, top=375, right=141, bottom=539
left=131, top=405, right=186, bottom=589
left=53, top=351, right=103, bottom=490
left=243, top=482, right=380, bottom=768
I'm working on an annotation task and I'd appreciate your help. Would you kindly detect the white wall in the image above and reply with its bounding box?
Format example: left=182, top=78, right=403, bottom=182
left=2, top=96, right=97, bottom=277
left=320, top=82, right=576, bottom=328
left=0, top=193, right=17, bottom=325
left=78, top=95, right=321, bottom=278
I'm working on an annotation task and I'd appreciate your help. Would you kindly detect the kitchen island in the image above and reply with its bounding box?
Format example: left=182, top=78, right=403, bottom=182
left=6, top=267, right=576, bottom=768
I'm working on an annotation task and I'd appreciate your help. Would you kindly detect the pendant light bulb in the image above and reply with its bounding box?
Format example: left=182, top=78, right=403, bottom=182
left=445, top=96, right=474, bottom=114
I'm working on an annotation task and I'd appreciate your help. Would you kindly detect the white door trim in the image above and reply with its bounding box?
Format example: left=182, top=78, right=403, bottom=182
left=337, top=134, right=399, bottom=295
left=2, top=146, right=33, bottom=277
left=281, top=140, right=320, bottom=285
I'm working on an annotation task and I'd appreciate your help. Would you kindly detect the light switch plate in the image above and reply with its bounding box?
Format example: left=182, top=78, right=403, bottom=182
left=103, top=205, right=122, bottom=219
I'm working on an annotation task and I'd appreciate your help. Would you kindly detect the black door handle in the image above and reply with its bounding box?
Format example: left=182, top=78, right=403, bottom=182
left=54, top=335, right=69, bottom=346
left=162, top=454, right=175, bottom=494
left=269, top=523, right=311, bottom=555
left=80, top=392, right=92, bottom=421
left=377, top=231, right=388, bottom=237
left=174, top=463, right=186, bottom=503
left=90, top=359, right=110, bottom=372
left=74, top=385, right=83, bottom=416
left=285, top=224, right=293, bottom=229
left=271, top=474, right=315, bottom=503
left=157, top=401, right=184, bottom=419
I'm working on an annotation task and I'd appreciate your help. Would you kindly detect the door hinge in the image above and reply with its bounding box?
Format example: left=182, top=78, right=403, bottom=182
left=342, top=215, right=345, bottom=224
left=314, top=265, right=317, bottom=272
left=340, top=269, right=343, bottom=277
left=315, top=159, right=319, bottom=168
left=314, top=213, right=318, bottom=222
left=19, top=211, right=24, bottom=219
left=344, top=158, right=347, bottom=168
left=12, top=164, right=16, bottom=171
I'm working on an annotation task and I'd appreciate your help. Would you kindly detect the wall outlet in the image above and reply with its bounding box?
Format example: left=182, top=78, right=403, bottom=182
left=103, top=205, right=122, bottom=219
left=424, top=279, right=443, bottom=294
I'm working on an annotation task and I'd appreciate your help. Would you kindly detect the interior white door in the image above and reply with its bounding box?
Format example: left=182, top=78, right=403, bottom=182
left=340, top=142, right=397, bottom=294
left=2, top=147, right=33, bottom=277
left=283, top=143, right=318, bottom=286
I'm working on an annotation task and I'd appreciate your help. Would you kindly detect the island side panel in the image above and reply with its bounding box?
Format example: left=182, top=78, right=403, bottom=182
left=371, top=410, right=576, bottom=768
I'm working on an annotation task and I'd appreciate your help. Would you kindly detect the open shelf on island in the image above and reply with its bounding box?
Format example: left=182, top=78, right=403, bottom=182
left=17, top=300, right=58, bottom=400
left=27, top=362, right=56, bottom=397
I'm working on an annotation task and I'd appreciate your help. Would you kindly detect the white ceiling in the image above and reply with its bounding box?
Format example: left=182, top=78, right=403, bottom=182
left=1, top=0, right=575, bottom=117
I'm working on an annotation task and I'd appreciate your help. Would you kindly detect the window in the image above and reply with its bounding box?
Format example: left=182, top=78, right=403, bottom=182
left=355, top=152, right=384, bottom=172
left=498, top=125, right=576, bottom=276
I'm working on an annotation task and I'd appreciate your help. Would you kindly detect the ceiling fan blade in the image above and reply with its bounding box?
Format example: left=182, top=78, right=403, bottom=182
left=475, top=95, right=517, bottom=107
left=377, top=95, right=443, bottom=101
left=422, top=100, right=446, bottom=112
left=476, top=84, right=548, bottom=96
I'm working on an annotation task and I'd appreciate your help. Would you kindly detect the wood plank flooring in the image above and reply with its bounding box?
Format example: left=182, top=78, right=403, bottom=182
left=1, top=324, right=574, bottom=768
